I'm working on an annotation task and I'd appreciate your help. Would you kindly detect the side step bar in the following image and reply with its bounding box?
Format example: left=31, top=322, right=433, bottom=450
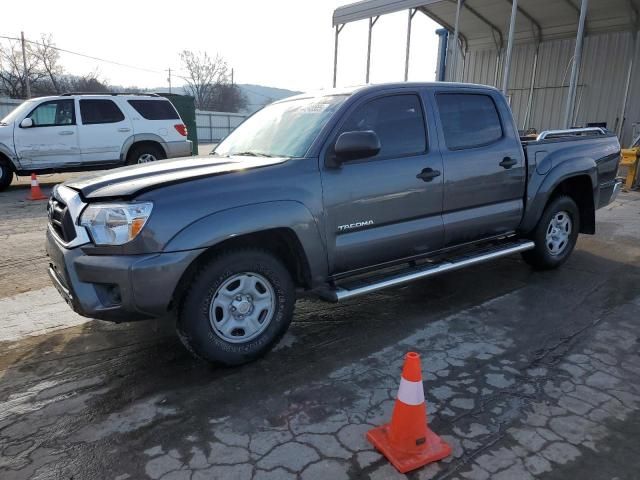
left=326, top=240, right=535, bottom=302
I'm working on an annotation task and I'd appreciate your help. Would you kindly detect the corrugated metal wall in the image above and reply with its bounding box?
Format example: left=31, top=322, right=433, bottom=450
left=447, top=30, right=640, bottom=146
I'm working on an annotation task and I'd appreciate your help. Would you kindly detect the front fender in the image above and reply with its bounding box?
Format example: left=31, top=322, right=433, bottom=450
left=164, top=201, right=328, bottom=285
left=0, top=141, right=19, bottom=169
left=520, top=156, right=597, bottom=233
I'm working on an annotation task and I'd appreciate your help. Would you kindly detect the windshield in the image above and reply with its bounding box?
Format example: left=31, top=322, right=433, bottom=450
left=214, top=95, right=348, bottom=158
left=1, top=100, right=35, bottom=125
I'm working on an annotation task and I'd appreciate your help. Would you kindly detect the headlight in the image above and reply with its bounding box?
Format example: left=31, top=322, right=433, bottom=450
left=80, top=202, right=153, bottom=246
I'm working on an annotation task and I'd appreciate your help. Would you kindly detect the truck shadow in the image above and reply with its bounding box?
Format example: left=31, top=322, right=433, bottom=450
left=0, top=244, right=638, bottom=477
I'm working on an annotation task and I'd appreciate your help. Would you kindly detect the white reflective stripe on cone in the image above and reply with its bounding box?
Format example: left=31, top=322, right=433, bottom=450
left=31, top=179, right=38, bottom=186
left=397, top=377, right=425, bottom=406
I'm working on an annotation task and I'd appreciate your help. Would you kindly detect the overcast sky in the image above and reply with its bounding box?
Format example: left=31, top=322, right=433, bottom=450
left=2, top=0, right=441, bottom=92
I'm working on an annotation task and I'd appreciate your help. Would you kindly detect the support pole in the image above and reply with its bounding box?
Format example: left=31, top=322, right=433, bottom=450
left=20, top=31, right=31, bottom=99
left=617, top=31, right=639, bottom=138
left=366, top=16, right=379, bottom=84
left=449, top=0, right=463, bottom=81
left=501, top=0, right=518, bottom=94
left=523, top=45, right=539, bottom=129
left=564, top=0, right=589, bottom=128
left=333, top=24, right=344, bottom=88
left=435, top=28, right=449, bottom=81
left=404, top=9, right=417, bottom=81
left=493, top=49, right=502, bottom=87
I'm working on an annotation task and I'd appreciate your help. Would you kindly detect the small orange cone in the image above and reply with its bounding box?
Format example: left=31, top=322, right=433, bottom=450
left=367, top=352, right=451, bottom=473
left=27, top=173, right=47, bottom=201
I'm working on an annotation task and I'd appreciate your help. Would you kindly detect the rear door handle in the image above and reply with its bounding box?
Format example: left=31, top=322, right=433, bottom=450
left=118, top=128, right=131, bottom=133
left=500, top=157, right=517, bottom=169
left=416, top=168, right=441, bottom=182
left=58, top=131, right=74, bottom=136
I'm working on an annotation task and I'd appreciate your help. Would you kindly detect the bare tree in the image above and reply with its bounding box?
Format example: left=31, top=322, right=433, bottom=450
left=0, top=38, right=47, bottom=98
left=179, top=50, right=229, bottom=109
left=33, top=34, right=64, bottom=94
left=64, top=71, right=112, bottom=93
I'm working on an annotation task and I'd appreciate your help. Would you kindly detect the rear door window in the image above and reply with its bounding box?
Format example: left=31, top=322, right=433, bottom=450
left=128, top=100, right=180, bottom=120
left=436, top=93, right=503, bottom=150
left=339, top=94, right=427, bottom=159
left=80, top=100, right=125, bottom=125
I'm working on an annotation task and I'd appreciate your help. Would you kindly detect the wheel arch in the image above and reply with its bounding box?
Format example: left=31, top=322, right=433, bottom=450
left=521, top=158, right=597, bottom=235
left=166, top=201, right=328, bottom=311
left=121, top=134, right=168, bottom=163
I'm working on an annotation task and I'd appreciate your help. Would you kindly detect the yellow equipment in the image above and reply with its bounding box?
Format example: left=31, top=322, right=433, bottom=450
left=620, top=134, right=640, bottom=190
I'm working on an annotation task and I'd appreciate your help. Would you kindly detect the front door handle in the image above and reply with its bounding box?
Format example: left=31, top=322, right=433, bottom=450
left=500, top=157, right=517, bottom=169
left=58, top=130, right=74, bottom=136
left=416, top=168, right=441, bottom=182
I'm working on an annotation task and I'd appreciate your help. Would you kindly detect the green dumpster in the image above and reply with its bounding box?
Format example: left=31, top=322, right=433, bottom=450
left=158, top=93, right=199, bottom=155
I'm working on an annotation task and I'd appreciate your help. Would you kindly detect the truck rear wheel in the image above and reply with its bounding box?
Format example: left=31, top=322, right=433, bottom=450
left=126, top=143, right=166, bottom=165
left=177, top=249, right=296, bottom=365
left=521, top=195, right=580, bottom=270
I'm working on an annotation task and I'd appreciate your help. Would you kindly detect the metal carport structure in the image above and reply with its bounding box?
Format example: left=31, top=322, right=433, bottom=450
left=332, top=0, right=640, bottom=145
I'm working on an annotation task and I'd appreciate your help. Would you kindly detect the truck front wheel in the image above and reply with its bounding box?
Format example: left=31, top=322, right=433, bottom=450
left=0, top=159, right=13, bottom=191
left=177, top=249, right=296, bottom=365
left=522, top=195, right=580, bottom=270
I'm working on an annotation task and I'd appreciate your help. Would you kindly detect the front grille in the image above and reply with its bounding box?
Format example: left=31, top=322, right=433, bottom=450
left=48, top=197, right=77, bottom=243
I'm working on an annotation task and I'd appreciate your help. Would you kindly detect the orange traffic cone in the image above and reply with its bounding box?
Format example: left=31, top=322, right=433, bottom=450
left=367, top=352, right=451, bottom=473
left=27, top=173, right=47, bottom=201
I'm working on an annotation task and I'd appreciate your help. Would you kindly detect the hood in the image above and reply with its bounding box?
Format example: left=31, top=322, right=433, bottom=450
left=0, top=122, right=13, bottom=138
left=66, top=155, right=289, bottom=199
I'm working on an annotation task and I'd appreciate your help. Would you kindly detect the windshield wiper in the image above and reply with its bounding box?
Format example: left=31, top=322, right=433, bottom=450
left=230, top=151, right=275, bottom=158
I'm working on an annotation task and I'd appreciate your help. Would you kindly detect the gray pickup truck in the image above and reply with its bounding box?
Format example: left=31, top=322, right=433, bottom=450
left=46, top=83, right=622, bottom=365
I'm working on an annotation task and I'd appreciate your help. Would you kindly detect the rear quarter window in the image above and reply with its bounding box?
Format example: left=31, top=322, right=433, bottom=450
left=436, top=93, right=503, bottom=150
left=128, top=100, right=180, bottom=120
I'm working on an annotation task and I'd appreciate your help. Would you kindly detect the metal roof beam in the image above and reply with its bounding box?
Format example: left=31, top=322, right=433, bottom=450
left=506, top=0, right=543, bottom=44
left=448, top=0, right=504, bottom=50
left=417, top=6, right=468, bottom=51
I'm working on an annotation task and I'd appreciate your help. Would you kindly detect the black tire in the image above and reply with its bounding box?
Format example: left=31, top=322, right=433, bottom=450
left=126, top=143, right=166, bottom=165
left=177, top=249, right=296, bottom=365
left=521, top=195, right=580, bottom=270
left=0, top=159, right=13, bottom=191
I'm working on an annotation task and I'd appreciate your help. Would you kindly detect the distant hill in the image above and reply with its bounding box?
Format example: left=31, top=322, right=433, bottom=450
left=238, top=84, right=300, bottom=114
left=146, top=84, right=300, bottom=115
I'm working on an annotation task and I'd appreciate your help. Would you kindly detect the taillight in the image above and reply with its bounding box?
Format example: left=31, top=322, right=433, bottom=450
left=174, top=124, right=188, bottom=136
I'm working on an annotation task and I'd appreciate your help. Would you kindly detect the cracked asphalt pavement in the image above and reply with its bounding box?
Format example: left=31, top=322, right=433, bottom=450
left=0, top=178, right=639, bottom=480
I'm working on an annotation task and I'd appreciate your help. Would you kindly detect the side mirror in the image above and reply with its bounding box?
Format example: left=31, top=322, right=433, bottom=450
left=20, top=118, right=33, bottom=128
left=331, top=130, right=381, bottom=165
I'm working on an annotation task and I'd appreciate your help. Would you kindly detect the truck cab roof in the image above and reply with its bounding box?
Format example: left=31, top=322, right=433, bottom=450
left=277, top=82, right=502, bottom=104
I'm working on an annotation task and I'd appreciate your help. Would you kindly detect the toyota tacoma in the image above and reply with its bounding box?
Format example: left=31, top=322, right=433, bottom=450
left=46, top=83, right=622, bottom=365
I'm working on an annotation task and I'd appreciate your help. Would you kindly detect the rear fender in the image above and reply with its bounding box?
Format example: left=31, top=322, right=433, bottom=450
left=164, top=201, right=328, bottom=286
left=521, top=157, right=597, bottom=233
left=120, top=134, right=169, bottom=162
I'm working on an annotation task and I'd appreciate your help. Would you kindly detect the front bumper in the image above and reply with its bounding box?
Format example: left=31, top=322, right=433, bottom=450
left=46, top=228, right=203, bottom=322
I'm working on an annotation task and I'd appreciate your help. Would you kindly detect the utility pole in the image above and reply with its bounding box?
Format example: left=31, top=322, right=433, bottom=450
left=20, top=31, right=31, bottom=99
left=166, top=67, right=172, bottom=94
left=231, top=68, right=234, bottom=85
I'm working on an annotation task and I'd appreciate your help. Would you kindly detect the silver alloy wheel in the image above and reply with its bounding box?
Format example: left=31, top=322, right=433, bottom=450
left=137, top=153, right=157, bottom=164
left=0, top=164, right=4, bottom=180
left=545, top=210, right=572, bottom=256
left=209, top=272, right=276, bottom=343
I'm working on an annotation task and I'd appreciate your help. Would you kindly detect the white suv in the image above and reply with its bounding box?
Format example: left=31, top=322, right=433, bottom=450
left=0, top=93, right=192, bottom=191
